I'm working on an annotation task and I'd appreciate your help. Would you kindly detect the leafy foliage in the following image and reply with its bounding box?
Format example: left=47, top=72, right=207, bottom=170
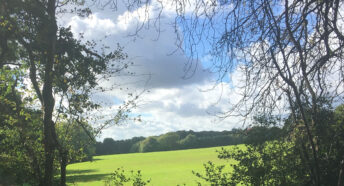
left=157, top=132, right=180, bottom=150
left=1, top=0, right=132, bottom=185
left=56, top=121, right=96, bottom=163
left=139, top=137, right=161, bottom=152
left=193, top=161, right=231, bottom=186
left=95, top=128, right=285, bottom=155
left=0, top=68, right=44, bottom=185
left=104, top=167, right=151, bottom=186
left=195, top=105, right=344, bottom=185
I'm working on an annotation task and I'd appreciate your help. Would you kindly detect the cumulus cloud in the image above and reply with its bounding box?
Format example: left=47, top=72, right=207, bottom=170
left=59, top=1, right=244, bottom=141
left=98, top=79, right=247, bottom=140
left=67, top=5, right=211, bottom=89
left=68, top=14, right=117, bottom=38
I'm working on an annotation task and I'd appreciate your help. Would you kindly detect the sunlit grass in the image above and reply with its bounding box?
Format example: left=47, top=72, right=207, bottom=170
left=66, top=145, right=238, bottom=185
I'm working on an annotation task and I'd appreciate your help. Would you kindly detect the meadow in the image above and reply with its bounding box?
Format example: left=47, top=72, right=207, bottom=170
left=66, top=146, right=236, bottom=185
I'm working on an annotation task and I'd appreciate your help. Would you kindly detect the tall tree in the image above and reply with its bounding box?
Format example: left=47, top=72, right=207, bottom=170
left=0, top=1, right=132, bottom=185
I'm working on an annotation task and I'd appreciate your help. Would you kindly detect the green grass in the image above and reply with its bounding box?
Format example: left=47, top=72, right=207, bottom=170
left=66, top=146, right=237, bottom=186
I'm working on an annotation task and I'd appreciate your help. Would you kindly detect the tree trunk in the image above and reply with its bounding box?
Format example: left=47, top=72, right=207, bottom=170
left=42, top=142, right=54, bottom=186
left=60, top=150, right=68, bottom=186
left=338, top=159, right=344, bottom=186
left=41, top=0, right=57, bottom=185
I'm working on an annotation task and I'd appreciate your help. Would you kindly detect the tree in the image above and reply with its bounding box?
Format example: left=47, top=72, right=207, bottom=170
left=334, top=105, right=344, bottom=185
left=1, top=1, right=134, bottom=185
left=56, top=120, right=96, bottom=186
left=191, top=1, right=342, bottom=184
left=157, top=132, right=180, bottom=150
left=139, top=137, right=161, bottom=152
left=194, top=105, right=344, bottom=186
left=102, top=138, right=117, bottom=154
left=179, top=134, right=198, bottom=149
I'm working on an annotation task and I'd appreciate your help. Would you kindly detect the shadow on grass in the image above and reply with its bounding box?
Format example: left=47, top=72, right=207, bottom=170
left=67, top=169, right=97, bottom=175
left=66, top=173, right=111, bottom=183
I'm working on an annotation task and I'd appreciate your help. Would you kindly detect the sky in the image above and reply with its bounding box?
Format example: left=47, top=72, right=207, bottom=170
left=57, top=1, right=248, bottom=141
left=52, top=0, right=344, bottom=141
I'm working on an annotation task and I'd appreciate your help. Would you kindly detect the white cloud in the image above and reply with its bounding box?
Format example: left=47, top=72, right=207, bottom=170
left=116, top=4, right=152, bottom=30
left=98, top=80, right=245, bottom=140
left=59, top=0, right=246, bottom=141
left=68, top=14, right=117, bottom=38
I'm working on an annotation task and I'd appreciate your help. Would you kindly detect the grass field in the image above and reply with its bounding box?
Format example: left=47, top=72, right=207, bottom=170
left=66, top=146, right=236, bottom=186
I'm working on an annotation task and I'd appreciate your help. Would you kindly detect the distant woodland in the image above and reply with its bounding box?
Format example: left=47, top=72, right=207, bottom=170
left=95, top=127, right=283, bottom=155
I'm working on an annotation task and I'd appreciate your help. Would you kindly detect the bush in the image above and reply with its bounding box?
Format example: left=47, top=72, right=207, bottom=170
left=104, top=167, right=151, bottom=186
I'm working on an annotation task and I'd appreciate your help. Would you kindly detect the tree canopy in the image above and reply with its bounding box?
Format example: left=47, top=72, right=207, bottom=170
left=1, top=0, right=134, bottom=185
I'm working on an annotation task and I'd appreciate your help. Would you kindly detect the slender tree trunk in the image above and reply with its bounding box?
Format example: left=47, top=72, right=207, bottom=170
left=60, top=150, right=68, bottom=186
left=338, top=159, right=344, bottom=186
left=42, top=142, right=54, bottom=186
left=41, top=0, right=57, bottom=185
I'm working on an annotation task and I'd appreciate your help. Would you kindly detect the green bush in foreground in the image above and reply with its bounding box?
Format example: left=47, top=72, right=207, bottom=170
left=104, top=167, right=151, bottom=186
left=193, top=141, right=308, bottom=186
left=194, top=105, right=344, bottom=186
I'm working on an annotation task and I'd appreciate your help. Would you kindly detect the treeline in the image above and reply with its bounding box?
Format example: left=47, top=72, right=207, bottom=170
left=95, top=127, right=282, bottom=155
